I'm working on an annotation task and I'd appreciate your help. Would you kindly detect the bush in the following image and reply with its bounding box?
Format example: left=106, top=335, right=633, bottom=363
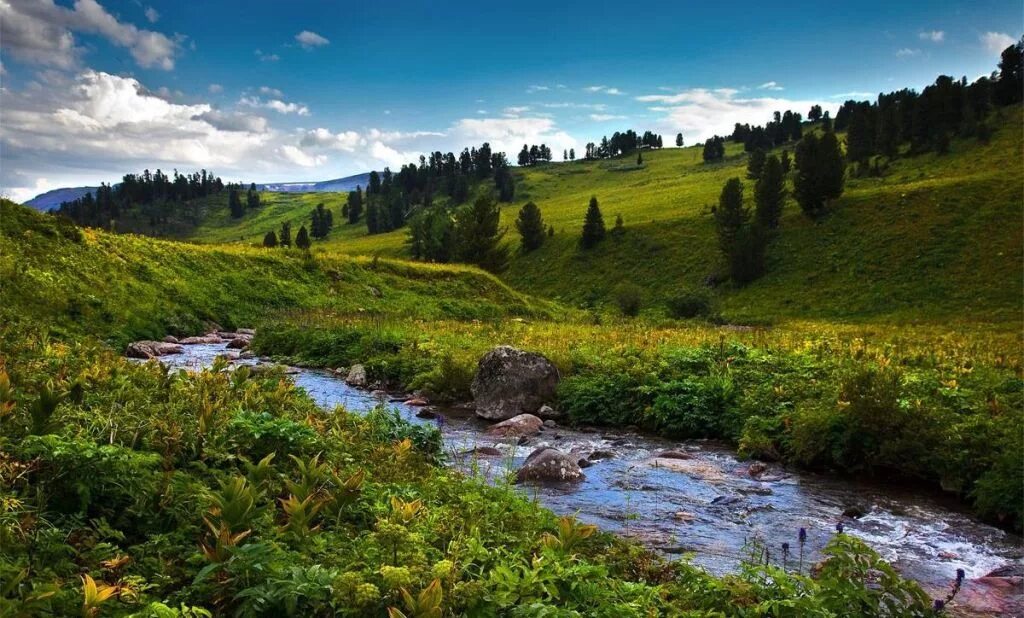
left=643, top=375, right=740, bottom=438
left=227, top=411, right=320, bottom=461
left=558, top=373, right=645, bottom=426
left=614, top=283, right=643, bottom=317
left=666, top=290, right=713, bottom=319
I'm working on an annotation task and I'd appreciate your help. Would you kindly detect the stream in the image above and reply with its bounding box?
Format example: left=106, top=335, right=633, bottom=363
left=156, top=342, right=1022, bottom=610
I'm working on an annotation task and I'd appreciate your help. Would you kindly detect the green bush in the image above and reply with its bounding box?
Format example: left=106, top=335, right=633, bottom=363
left=666, top=290, right=713, bottom=319
left=227, top=410, right=321, bottom=461
left=613, top=283, right=643, bottom=317
left=643, top=374, right=739, bottom=438
left=558, top=373, right=645, bottom=426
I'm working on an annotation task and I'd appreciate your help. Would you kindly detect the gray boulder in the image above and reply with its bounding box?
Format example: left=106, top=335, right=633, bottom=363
left=180, top=334, right=223, bottom=345
left=471, top=346, right=559, bottom=420
left=125, top=341, right=183, bottom=359
left=485, top=413, right=543, bottom=438
left=346, top=364, right=368, bottom=387
left=226, top=336, right=251, bottom=349
left=515, top=447, right=584, bottom=483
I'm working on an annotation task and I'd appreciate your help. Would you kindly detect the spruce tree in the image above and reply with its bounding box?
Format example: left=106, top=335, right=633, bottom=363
left=714, top=178, right=747, bottom=259
left=676, top=133, right=684, bottom=147
left=279, top=221, right=292, bottom=247
left=569, top=148, right=575, bottom=161
left=262, top=230, right=278, bottom=248
left=637, top=150, right=643, bottom=165
left=347, top=188, right=363, bottom=224
left=515, top=201, right=546, bottom=252
left=229, top=188, right=244, bottom=218
left=793, top=130, right=845, bottom=219
left=580, top=196, right=606, bottom=249
left=754, top=154, right=786, bottom=229
left=747, top=149, right=766, bottom=180
left=295, top=225, right=311, bottom=249
left=455, top=196, right=508, bottom=272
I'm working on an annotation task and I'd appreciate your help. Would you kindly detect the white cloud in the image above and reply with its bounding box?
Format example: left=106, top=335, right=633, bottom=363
left=0, top=0, right=178, bottom=70
left=255, top=49, right=279, bottom=62
left=981, top=31, right=1016, bottom=54
left=589, top=113, right=626, bottom=121
left=144, top=6, right=159, bottom=23
left=895, top=48, right=921, bottom=57
left=0, top=70, right=313, bottom=199
left=259, top=86, right=284, bottom=98
left=279, top=145, right=325, bottom=167
left=449, top=116, right=577, bottom=161
left=300, top=127, right=363, bottom=151
left=585, top=85, right=625, bottom=95
left=541, top=102, right=608, bottom=111
left=503, top=106, right=531, bottom=116
left=295, top=30, right=329, bottom=49
left=239, top=96, right=310, bottom=116
left=585, top=85, right=607, bottom=92
left=758, top=81, right=784, bottom=91
left=208, top=83, right=224, bottom=94
left=830, top=91, right=874, bottom=99
left=526, top=85, right=549, bottom=93
left=919, top=30, right=944, bottom=43
left=635, top=87, right=837, bottom=142
left=604, top=87, right=624, bottom=95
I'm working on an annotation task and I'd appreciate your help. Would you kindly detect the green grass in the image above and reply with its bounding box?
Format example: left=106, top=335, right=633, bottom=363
left=0, top=200, right=556, bottom=348
left=176, top=107, right=1023, bottom=326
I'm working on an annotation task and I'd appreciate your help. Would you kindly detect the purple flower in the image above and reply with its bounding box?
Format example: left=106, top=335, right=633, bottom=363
left=956, top=568, right=965, bottom=582
left=798, top=527, right=807, bottom=543
left=782, top=542, right=790, bottom=552
left=933, top=599, right=945, bottom=611
left=835, top=522, right=844, bottom=534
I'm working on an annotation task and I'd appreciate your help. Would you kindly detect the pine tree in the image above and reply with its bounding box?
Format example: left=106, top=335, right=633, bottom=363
left=295, top=225, right=311, bottom=249
left=229, top=188, right=244, bottom=218
left=279, top=221, right=292, bottom=247
left=793, top=130, right=845, bottom=219
left=569, top=148, right=575, bottom=161
left=808, top=104, right=823, bottom=122
left=995, top=36, right=1024, bottom=105
left=714, top=178, right=747, bottom=259
left=612, top=213, right=625, bottom=237
left=262, top=230, right=278, bottom=248
left=455, top=196, right=508, bottom=272
left=636, top=150, right=643, bottom=165
left=580, top=196, right=606, bottom=249
left=676, top=133, right=684, bottom=147
left=347, top=188, right=363, bottom=224
left=747, top=149, right=766, bottom=180
left=754, top=154, right=786, bottom=229
left=515, top=201, right=546, bottom=252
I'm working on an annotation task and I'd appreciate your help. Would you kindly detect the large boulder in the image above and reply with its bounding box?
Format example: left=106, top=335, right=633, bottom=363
left=515, top=447, right=584, bottom=483
left=226, top=336, right=252, bottom=349
left=346, top=364, right=368, bottom=387
left=485, top=413, right=543, bottom=438
left=471, top=346, right=559, bottom=420
left=125, top=341, right=183, bottom=359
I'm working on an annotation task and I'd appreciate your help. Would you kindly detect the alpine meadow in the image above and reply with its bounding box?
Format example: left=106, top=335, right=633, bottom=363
left=1, top=1, right=1022, bottom=616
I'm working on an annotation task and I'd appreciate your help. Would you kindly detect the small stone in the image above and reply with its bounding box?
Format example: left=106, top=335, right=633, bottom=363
left=656, top=450, right=692, bottom=460
left=748, top=461, right=768, bottom=477
left=577, top=458, right=592, bottom=468
left=346, top=364, right=367, bottom=387
left=415, top=408, right=438, bottom=420
left=405, top=397, right=429, bottom=406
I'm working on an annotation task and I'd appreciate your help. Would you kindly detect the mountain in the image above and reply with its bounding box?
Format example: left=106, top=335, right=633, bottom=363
left=23, top=186, right=99, bottom=211
left=21, top=172, right=372, bottom=212
left=256, top=172, right=371, bottom=193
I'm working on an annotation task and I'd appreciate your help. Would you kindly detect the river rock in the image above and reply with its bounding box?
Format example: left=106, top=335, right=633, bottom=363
left=217, top=331, right=238, bottom=339
left=537, top=404, right=564, bottom=420
left=180, top=334, right=223, bottom=345
left=648, top=456, right=726, bottom=482
left=239, top=351, right=256, bottom=359
left=588, top=449, right=616, bottom=460
left=125, top=340, right=183, bottom=358
left=577, top=458, right=593, bottom=468
left=471, top=346, right=559, bottom=420
left=748, top=461, right=768, bottom=477
left=657, top=450, right=693, bottom=460
left=462, top=446, right=503, bottom=457
left=486, top=413, right=544, bottom=438
left=415, top=408, right=438, bottom=420
left=162, top=335, right=179, bottom=344
left=346, top=364, right=367, bottom=387
left=226, top=336, right=251, bottom=349
left=951, top=575, right=1024, bottom=616
left=236, top=328, right=256, bottom=335
left=842, top=504, right=868, bottom=519
left=543, top=419, right=557, bottom=428
left=515, top=447, right=584, bottom=483
left=405, top=397, right=429, bottom=406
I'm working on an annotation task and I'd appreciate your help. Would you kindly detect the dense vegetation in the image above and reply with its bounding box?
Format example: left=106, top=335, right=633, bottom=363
left=1, top=201, right=948, bottom=616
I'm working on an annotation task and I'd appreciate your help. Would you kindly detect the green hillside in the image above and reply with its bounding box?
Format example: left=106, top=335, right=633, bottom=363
left=175, top=106, right=1023, bottom=326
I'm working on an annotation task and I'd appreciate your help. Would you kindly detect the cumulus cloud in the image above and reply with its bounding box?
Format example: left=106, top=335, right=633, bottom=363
left=299, top=127, right=363, bottom=151
left=208, top=83, right=224, bottom=94
left=0, top=0, right=179, bottom=70
left=758, top=81, right=784, bottom=91
left=919, top=30, right=944, bottom=43
left=258, top=86, right=284, bottom=98
left=981, top=31, right=1016, bottom=54
left=255, top=49, right=279, bottom=62
left=0, top=70, right=328, bottom=200
left=144, top=6, right=159, bottom=23
left=239, top=96, right=310, bottom=116
left=449, top=117, right=577, bottom=159
left=295, top=30, right=329, bottom=49
left=635, top=87, right=837, bottom=142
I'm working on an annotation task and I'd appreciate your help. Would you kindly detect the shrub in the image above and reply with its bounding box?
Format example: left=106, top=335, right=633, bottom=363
left=558, top=373, right=645, bottom=426
left=666, top=291, right=713, bottom=319
left=643, top=375, right=740, bottom=438
left=614, top=283, right=643, bottom=317
left=227, top=411, right=320, bottom=461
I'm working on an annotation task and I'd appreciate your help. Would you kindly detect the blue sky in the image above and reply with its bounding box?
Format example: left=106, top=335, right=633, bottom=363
left=1, top=0, right=1020, bottom=201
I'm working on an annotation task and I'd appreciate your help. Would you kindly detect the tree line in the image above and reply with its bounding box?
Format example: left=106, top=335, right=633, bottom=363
left=57, top=168, right=225, bottom=227
left=583, top=130, right=664, bottom=160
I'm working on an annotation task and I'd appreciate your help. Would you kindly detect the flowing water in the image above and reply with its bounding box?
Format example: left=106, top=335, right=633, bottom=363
left=157, top=342, right=1022, bottom=604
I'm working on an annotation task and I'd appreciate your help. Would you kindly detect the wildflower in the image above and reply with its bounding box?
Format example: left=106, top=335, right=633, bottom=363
left=956, top=568, right=965, bottom=582
left=933, top=599, right=945, bottom=611
left=798, top=528, right=807, bottom=543
left=835, top=522, right=844, bottom=534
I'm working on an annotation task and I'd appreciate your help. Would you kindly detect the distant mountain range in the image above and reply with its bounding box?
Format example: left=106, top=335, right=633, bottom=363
left=21, top=172, right=373, bottom=212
